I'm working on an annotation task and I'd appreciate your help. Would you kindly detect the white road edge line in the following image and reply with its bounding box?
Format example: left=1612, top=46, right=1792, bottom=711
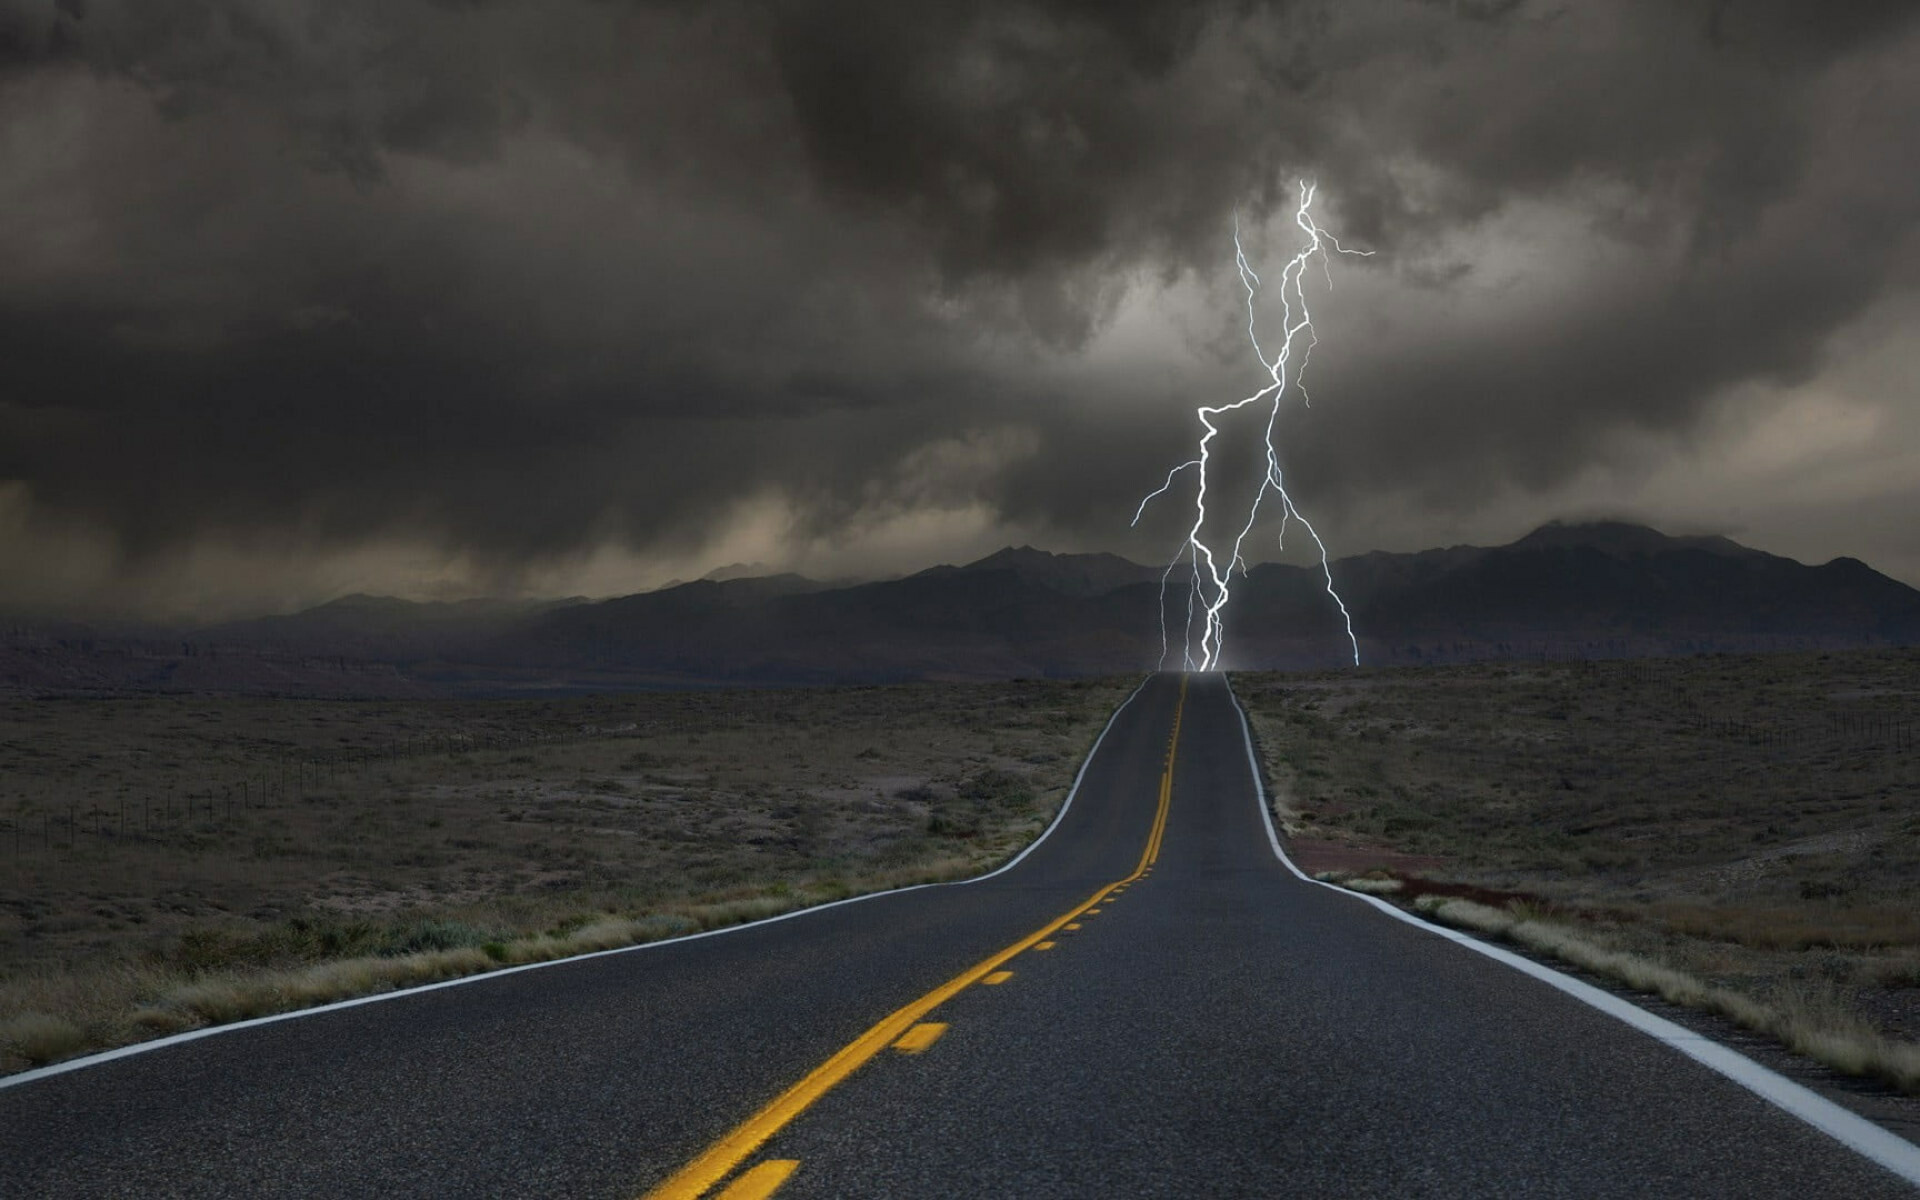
left=1, top=675, right=1154, bottom=1092
left=1224, top=675, right=1920, bottom=1189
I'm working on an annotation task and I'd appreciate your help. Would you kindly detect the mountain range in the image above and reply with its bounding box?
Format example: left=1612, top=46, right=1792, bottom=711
left=5, top=522, right=1917, bottom=695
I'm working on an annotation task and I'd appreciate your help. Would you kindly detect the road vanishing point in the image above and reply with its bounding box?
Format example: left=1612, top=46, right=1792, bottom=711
left=4, top=674, right=1918, bottom=1197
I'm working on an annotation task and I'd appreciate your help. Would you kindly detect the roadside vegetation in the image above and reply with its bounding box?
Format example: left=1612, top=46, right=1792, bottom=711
left=0, top=677, right=1131, bottom=1074
left=1237, top=647, right=1920, bottom=1094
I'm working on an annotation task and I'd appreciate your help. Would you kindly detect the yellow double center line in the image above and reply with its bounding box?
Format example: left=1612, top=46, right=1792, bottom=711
left=642, top=675, right=1189, bottom=1200
left=1136, top=675, right=1183, bottom=876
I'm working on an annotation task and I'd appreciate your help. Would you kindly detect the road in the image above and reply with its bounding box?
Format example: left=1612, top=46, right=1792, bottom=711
left=3, top=673, right=1915, bottom=1197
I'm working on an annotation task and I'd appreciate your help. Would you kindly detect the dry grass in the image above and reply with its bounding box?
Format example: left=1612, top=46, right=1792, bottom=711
left=0, top=677, right=1131, bottom=1074
left=0, top=1012, right=88, bottom=1066
left=1338, top=876, right=1404, bottom=897
left=1241, top=647, right=1920, bottom=1093
left=1392, top=890, right=1920, bottom=1093
left=1648, top=902, right=1920, bottom=952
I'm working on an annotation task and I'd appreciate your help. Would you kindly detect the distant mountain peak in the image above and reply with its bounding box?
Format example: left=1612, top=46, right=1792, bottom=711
left=314, top=592, right=409, bottom=611
left=701, top=561, right=776, bottom=582
left=1509, top=519, right=1758, bottom=559
left=927, top=545, right=1160, bottom=598
left=967, top=545, right=1071, bottom=568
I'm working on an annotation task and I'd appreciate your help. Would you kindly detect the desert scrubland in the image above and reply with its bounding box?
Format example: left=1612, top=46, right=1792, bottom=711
left=13, top=649, right=1919, bottom=1095
left=0, top=677, right=1130, bottom=1074
left=1239, top=648, right=1920, bottom=1092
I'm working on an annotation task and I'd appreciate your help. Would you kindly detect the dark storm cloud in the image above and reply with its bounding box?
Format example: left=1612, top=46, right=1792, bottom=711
left=0, top=0, right=527, bottom=176
left=1, top=0, right=1917, bottom=606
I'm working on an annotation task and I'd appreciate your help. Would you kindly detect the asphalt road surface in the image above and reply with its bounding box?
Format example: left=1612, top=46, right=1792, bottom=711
left=3, top=674, right=1915, bottom=1198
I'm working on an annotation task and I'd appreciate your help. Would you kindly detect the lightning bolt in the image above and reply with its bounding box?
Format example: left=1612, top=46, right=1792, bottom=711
left=1133, top=181, right=1368, bottom=671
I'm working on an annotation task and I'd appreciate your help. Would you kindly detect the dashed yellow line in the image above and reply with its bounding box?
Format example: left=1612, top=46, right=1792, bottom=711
left=640, top=675, right=1188, bottom=1200
left=983, top=970, right=1014, bottom=985
left=713, top=1160, right=797, bottom=1200
left=892, top=1022, right=948, bottom=1054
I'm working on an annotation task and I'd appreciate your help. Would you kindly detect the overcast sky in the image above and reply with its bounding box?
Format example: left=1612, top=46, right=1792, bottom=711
left=4, top=0, right=1919, bottom=619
